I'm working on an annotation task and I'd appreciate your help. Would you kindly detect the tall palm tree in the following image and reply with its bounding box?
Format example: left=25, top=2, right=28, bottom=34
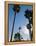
left=24, top=9, right=33, bottom=40
left=10, top=4, right=20, bottom=42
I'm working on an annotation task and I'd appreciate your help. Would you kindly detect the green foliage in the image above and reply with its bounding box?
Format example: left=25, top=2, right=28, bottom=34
left=24, top=9, right=33, bottom=24
left=27, top=24, right=31, bottom=29
left=14, top=32, right=20, bottom=40
left=24, top=9, right=32, bottom=18
left=13, top=4, right=20, bottom=12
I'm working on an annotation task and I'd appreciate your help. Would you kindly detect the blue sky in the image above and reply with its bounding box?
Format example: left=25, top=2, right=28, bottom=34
left=8, top=4, right=32, bottom=41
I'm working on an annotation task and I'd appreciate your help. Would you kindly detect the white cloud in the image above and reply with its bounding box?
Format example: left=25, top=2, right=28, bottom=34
left=20, top=26, right=31, bottom=40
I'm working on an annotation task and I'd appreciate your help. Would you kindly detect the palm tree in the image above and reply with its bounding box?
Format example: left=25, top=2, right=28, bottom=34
left=19, top=27, right=21, bottom=40
left=10, top=5, right=20, bottom=42
left=19, top=27, right=21, bottom=33
left=24, top=9, right=33, bottom=40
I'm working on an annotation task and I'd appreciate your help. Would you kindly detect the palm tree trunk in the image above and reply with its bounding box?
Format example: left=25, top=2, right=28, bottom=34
left=28, top=18, right=32, bottom=41
left=29, top=28, right=32, bottom=40
left=29, top=20, right=32, bottom=41
left=10, top=11, right=16, bottom=42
